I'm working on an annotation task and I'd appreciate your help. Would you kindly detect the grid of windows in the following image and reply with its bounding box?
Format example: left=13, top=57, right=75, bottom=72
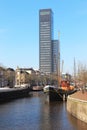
left=39, top=9, right=53, bottom=73
left=52, top=40, right=59, bottom=73
left=39, top=9, right=59, bottom=74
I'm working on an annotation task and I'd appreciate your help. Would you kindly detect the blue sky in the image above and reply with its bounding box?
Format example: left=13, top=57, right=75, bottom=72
left=0, top=0, right=87, bottom=74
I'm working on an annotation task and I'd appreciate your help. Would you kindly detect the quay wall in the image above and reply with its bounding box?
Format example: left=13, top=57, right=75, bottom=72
left=67, top=96, right=87, bottom=123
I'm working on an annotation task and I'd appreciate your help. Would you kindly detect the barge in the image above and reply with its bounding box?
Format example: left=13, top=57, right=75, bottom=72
left=44, top=80, right=77, bottom=102
left=0, top=87, right=30, bottom=102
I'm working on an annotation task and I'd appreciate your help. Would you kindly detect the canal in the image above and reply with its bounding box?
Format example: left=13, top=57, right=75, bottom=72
left=0, top=92, right=87, bottom=130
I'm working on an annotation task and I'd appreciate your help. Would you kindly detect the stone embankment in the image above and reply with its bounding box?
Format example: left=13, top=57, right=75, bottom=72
left=67, top=90, right=87, bottom=123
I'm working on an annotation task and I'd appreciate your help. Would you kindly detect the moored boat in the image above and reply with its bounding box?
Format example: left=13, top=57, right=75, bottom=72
left=43, top=80, right=77, bottom=102
left=31, top=85, right=43, bottom=91
left=43, top=85, right=64, bottom=102
left=0, top=86, right=30, bottom=103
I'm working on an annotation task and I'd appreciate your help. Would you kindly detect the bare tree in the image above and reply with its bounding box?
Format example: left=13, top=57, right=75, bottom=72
left=77, top=63, right=87, bottom=86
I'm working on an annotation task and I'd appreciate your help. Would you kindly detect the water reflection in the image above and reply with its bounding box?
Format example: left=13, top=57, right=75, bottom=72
left=67, top=112, right=87, bottom=130
left=0, top=92, right=87, bottom=130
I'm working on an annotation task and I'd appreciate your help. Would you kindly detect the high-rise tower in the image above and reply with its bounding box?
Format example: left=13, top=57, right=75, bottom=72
left=52, top=40, right=59, bottom=73
left=39, top=9, right=60, bottom=75
left=39, top=9, right=53, bottom=74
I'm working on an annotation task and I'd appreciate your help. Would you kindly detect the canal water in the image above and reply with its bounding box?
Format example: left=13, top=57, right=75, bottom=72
left=0, top=92, right=87, bottom=130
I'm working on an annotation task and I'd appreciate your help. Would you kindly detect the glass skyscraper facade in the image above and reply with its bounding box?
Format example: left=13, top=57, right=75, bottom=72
left=39, top=9, right=59, bottom=74
left=39, top=9, right=53, bottom=74
left=52, top=40, right=59, bottom=73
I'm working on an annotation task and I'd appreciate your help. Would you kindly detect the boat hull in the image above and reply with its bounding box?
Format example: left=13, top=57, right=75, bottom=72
left=0, top=87, right=30, bottom=103
left=31, top=86, right=43, bottom=91
left=44, top=85, right=77, bottom=102
left=45, top=86, right=64, bottom=102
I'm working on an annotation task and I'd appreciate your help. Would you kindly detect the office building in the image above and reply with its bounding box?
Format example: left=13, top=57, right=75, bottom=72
left=39, top=9, right=60, bottom=74
left=52, top=40, right=59, bottom=73
left=39, top=9, right=53, bottom=74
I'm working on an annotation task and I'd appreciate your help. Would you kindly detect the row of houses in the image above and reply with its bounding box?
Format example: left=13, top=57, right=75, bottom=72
left=0, top=66, right=40, bottom=88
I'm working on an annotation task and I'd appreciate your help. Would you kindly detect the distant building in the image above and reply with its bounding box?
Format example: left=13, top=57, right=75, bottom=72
left=0, top=67, right=6, bottom=87
left=39, top=9, right=53, bottom=74
left=21, top=68, right=35, bottom=74
left=52, top=40, right=60, bottom=73
left=15, top=67, right=29, bottom=86
left=39, top=9, right=60, bottom=74
left=6, top=68, right=15, bottom=87
left=0, top=67, right=15, bottom=87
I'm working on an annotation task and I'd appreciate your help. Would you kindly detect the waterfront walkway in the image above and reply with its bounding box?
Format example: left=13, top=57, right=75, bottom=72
left=67, top=89, right=87, bottom=124
left=70, top=90, right=87, bottom=101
